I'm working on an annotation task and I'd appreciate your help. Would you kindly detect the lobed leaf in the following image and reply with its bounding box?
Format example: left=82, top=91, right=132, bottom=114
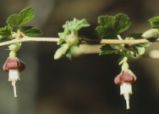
left=19, top=8, right=35, bottom=25
left=149, top=16, right=159, bottom=28
left=0, top=26, right=13, bottom=39
left=128, top=33, right=142, bottom=39
left=6, top=14, right=21, bottom=27
left=100, top=45, right=121, bottom=55
left=6, top=8, right=34, bottom=27
left=63, top=18, right=90, bottom=32
left=131, top=43, right=151, bottom=57
left=96, top=13, right=131, bottom=38
left=115, top=13, right=131, bottom=33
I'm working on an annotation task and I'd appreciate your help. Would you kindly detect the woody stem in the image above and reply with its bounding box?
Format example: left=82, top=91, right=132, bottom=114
left=0, top=37, right=158, bottom=47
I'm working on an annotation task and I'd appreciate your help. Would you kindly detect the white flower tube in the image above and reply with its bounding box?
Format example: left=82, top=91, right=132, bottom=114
left=9, top=70, right=20, bottom=82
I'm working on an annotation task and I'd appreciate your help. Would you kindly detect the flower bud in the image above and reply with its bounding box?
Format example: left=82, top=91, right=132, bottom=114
left=54, top=43, right=69, bottom=60
left=142, top=28, right=159, bottom=39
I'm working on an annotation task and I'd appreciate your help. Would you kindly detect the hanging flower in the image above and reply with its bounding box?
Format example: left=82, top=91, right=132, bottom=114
left=114, top=70, right=137, bottom=110
left=3, top=57, right=25, bottom=97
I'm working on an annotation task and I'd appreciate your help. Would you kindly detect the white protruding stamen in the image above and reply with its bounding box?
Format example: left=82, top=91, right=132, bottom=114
left=12, top=81, right=17, bottom=98
left=120, top=83, right=132, bottom=110
left=8, top=70, right=20, bottom=98
left=124, top=93, right=130, bottom=110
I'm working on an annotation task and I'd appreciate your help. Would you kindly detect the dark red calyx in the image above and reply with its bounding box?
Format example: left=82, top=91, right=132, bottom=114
left=114, top=70, right=137, bottom=85
left=3, top=57, right=25, bottom=72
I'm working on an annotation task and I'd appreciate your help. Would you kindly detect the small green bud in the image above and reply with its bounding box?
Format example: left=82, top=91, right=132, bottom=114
left=54, top=43, right=69, bottom=60
left=54, top=48, right=63, bottom=60
left=142, top=28, right=159, bottom=38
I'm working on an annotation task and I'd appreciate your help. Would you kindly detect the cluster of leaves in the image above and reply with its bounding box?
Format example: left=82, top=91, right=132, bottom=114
left=0, top=8, right=41, bottom=40
left=1, top=7, right=158, bottom=60
left=100, top=42, right=150, bottom=58
left=54, top=18, right=90, bottom=59
left=55, top=13, right=157, bottom=60
left=141, top=16, right=159, bottom=40
left=96, top=13, right=152, bottom=59
left=58, top=18, right=90, bottom=45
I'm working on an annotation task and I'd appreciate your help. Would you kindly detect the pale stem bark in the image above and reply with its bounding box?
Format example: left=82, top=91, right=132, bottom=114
left=0, top=37, right=158, bottom=47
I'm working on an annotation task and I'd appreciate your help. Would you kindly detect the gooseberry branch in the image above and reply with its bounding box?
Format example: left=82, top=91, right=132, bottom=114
left=0, top=37, right=158, bottom=47
left=2, top=7, right=159, bottom=110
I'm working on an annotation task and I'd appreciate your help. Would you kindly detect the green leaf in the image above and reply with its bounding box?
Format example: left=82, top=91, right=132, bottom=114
left=135, top=46, right=145, bottom=56
left=132, top=43, right=151, bottom=57
left=134, top=42, right=151, bottom=48
left=19, top=8, right=35, bottom=25
left=6, top=14, right=21, bottom=27
left=6, top=8, right=34, bottom=27
left=149, top=16, right=159, bottom=28
left=115, top=13, right=131, bottom=33
left=96, top=16, right=116, bottom=38
left=96, top=13, right=131, bottom=38
left=128, top=33, right=142, bottom=39
left=63, top=18, right=90, bottom=32
left=100, top=45, right=121, bottom=55
left=0, top=26, right=13, bottom=39
left=66, top=51, right=72, bottom=60
left=57, top=31, right=69, bottom=45
left=19, top=26, right=41, bottom=37
left=100, top=42, right=151, bottom=58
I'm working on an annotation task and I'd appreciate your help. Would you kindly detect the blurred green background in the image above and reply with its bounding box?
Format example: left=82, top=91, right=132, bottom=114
left=0, top=0, right=159, bottom=114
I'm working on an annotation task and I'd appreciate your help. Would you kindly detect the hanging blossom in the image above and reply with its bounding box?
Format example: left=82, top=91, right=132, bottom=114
left=2, top=42, right=25, bottom=97
left=3, top=57, right=25, bottom=97
left=114, top=57, right=137, bottom=110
